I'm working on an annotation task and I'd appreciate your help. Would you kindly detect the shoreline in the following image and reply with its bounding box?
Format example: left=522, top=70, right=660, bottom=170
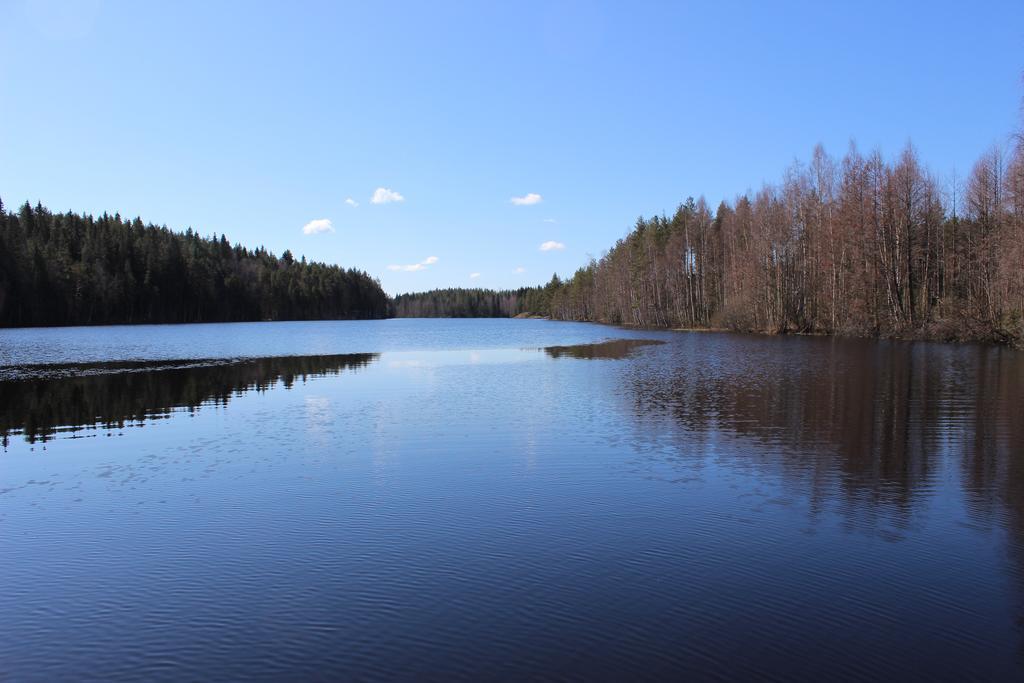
left=545, top=317, right=1022, bottom=350
left=2, top=315, right=1018, bottom=350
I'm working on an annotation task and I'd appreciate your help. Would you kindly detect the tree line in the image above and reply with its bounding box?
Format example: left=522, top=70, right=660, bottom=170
left=542, top=128, right=1024, bottom=346
left=0, top=200, right=391, bottom=326
left=392, top=282, right=563, bottom=318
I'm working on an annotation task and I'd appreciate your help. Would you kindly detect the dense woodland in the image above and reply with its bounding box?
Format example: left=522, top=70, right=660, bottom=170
left=0, top=200, right=391, bottom=326
left=392, top=283, right=562, bottom=318
left=542, top=130, right=1024, bottom=346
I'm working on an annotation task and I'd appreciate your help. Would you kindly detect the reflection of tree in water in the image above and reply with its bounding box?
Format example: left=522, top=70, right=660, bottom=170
left=544, top=339, right=664, bottom=360
left=624, top=333, right=1024, bottom=642
left=955, top=347, right=1024, bottom=637
left=625, top=336, right=1024, bottom=512
left=0, top=353, right=379, bottom=445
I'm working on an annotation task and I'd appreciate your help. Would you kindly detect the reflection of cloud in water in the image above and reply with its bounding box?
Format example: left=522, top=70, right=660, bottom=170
left=304, top=396, right=334, bottom=443
left=387, top=359, right=427, bottom=369
left=383, top=349, right=542, bottom=368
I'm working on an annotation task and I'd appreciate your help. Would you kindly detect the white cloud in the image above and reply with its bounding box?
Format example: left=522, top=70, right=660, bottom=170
left=469, top=272, right=481, bottom=279
left=514, top=266, right=526, bottom=273
left=372, top=187, right=405, bottom=204
left=543, top=218, right=558, bottom=223
left=387, top=256, right=439, bottom=272
left=302, top=218, right=334, bottom=235
left=539, top=240, right=565, bottom=251
left=511, top=193, right=542, bottom=206
left=345, top=197, right=358, bottom=207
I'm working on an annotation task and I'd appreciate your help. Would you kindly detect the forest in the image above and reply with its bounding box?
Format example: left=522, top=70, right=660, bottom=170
left=542, top=134, right=1024, bottom=346
left=392, top=282, right=561, bottom=318
left=0, top=200, right=391, bottom=326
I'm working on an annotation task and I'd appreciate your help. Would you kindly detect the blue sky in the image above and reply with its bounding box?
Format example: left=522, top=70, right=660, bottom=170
left=2, top=0, right=1022, bottom=294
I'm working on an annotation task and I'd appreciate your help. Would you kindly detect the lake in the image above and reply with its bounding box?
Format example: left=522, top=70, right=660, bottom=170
left=2, top=318, right=1023, bottom=680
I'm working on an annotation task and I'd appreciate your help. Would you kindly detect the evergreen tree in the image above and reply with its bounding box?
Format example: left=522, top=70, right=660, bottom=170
left=0, top=199, right=391, bottom=327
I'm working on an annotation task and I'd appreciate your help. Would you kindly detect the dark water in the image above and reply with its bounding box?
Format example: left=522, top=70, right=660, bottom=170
left=2, top=320, right=1023, bottom=681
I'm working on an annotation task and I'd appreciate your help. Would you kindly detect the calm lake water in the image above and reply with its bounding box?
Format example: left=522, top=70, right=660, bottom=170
left=2, top=319, right=1023, bottom=680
